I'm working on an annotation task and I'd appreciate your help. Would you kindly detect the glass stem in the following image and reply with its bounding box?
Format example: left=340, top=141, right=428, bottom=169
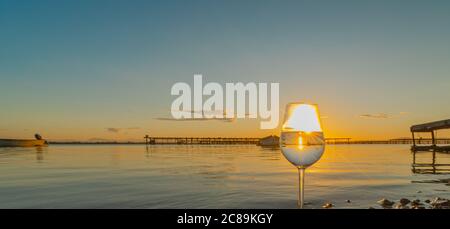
left=298, top=167, right=305, bottom=208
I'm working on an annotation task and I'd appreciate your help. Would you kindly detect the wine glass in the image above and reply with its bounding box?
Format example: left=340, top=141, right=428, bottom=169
left=280, top=103, right=325, bottom=208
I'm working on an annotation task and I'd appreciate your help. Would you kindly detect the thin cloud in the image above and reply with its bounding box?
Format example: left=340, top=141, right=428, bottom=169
left=359, top=113, right=390, bottom=119
left=359, top=111, right=411, bottom=119
left=106, top=127, right=140, bottom=133
left=106, top=128, right=120, bottom=133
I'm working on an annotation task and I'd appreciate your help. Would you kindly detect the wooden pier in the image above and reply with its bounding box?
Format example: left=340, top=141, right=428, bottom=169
left=344, top=138, right=450, bottom=145
left=144, top=136, right=260, bottom=145
left=325, top=138, right=351, bottom=144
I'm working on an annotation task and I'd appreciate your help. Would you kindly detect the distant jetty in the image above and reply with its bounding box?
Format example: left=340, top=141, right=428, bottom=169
left=144, top=136, right=260, bottom=145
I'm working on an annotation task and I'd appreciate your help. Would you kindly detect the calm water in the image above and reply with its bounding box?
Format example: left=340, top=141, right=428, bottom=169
left=0, top=144, right=448, bottom=209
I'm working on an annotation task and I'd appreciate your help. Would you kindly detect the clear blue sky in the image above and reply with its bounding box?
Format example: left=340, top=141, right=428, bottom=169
left=1, top=0, right=450, bottom=140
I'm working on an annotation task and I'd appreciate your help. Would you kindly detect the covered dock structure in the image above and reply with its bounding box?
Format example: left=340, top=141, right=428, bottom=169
left=410, top=119, right=450, bottom=152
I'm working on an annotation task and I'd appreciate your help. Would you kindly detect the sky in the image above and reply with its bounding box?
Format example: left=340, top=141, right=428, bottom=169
left=1, top=0, right=450, bottom=141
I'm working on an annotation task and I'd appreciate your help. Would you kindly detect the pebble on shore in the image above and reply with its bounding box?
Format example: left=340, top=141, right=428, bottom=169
left=430, top=197, right=450, bottom=209
left=377, top=198, right=394, bottom=207
left=322, top=203, right=334, bottom=209
left=376, top=197, right=449, bottom=209
left=411, top=199, right=422, bottom=206
left=399, top=198, right=411, bottom=205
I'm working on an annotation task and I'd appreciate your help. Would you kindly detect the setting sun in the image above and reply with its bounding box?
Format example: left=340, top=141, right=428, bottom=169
left=282, top=104, right=322, bottom=133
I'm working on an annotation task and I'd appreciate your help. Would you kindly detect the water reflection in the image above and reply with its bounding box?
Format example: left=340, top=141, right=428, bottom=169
left=145, top=145, right=159, bottom=158
left=411, top=149, right=450, bottom=174
left=259, top=146, right=281, bottom=161
left=0, top=144, right=447, bottom=208
left=0, top=147, right=46, bottom=162
left=35, top=147, right=44, bottom=162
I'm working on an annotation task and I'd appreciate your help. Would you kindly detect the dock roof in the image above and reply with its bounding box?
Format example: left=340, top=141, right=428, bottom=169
left=410, top=119, right=450, bottom=132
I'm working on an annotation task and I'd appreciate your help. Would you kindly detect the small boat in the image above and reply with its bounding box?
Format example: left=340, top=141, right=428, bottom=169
left=0, top=134, right=48, bottom=147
